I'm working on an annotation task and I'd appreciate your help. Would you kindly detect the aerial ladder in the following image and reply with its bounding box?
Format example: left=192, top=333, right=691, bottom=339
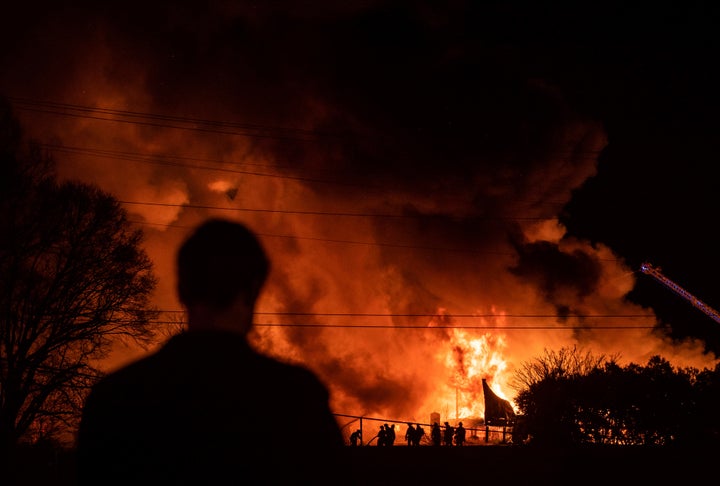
left=639, top=262, right=720, bottom=325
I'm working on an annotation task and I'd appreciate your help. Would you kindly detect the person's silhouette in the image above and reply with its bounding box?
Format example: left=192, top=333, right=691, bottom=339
left=385, top=423, right=396, bottom=446
left=454, top=422, right=466, bottom=446
left=350, top=429, right=362, bottom=446
left=412, top=423, right=425, bottom=446
left=443, top=421, right=455, bottom=446
left=76, top=218, right=347, bottom=485
left=405, top=423, right=416, bottom=446
left=376, top=424, right=387, bottom=446
left=431, top=422, right=442, bottom=446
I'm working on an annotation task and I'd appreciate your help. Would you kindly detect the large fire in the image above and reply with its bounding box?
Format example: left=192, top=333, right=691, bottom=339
left=9, top=96, right=718, bottom=433
left=251, top=307, right=518, bottom=433
left=440, top=329, right=511, bottom=420
left=2, top=3, right=719, bottom=441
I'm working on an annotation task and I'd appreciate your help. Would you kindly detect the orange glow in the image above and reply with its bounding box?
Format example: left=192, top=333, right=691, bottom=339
left=438, top=328, right=512, bottom=420
left=14, top=92, right=718, bottom=425
left=4, top=10, right=719, bottom=428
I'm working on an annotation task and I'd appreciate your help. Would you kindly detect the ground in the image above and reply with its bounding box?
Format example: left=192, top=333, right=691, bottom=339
left=6, top=443, right=713, bottom=485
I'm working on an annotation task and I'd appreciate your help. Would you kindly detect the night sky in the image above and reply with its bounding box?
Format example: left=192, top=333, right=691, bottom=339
left=3, top=1, right=720, bottom=422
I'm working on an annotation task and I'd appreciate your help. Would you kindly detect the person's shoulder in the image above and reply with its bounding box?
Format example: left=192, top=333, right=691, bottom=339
left=254, top=354, right=332, bottom=397
left=95, top=354, right=151, bottom=384
left=87, top=341, right=179, bottom=398
left=84, top=365, right=141, bottom=409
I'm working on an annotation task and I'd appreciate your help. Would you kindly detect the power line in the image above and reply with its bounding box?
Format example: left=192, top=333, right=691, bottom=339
left=137, top=321, right=657, bottom=330
left=38, top=142, right=575, bottom=209
left=127, top=219, right=620, bottom=262
left=253, top=323, right=655, bottom=330
left=41, top=142, right=377, bottom=189
left=155, top=310, right=654, bottom=318
left=119, top=199, right=554, bottom=221
left=127, top=219, right=515, bottom=254
left=9, top=97, right=345, bottom=142
left=8, top=98, right=590, bottom=216
left=39, top=142, right=574, bottom=214
left=9, top=98, right=606, bottom=161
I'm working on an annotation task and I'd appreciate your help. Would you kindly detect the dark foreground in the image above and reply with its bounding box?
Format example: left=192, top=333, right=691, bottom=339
left=7, top=444, right=717, bottom=485
left=347, top=444, right=714, bottom=485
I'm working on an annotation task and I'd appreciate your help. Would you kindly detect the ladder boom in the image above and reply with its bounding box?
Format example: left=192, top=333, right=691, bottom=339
left=639, top=262, right=720, bottom=325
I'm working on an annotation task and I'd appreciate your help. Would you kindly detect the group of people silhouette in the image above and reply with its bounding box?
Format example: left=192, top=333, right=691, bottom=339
left=428, top=421, right=467, bottom=446
left=404, top=422, right=425, bottom=446
left=356, top=421, right=466, bottom=447
left=375, top=423, right=397, bottom=446
left=439, top=421, right=466, bottom=446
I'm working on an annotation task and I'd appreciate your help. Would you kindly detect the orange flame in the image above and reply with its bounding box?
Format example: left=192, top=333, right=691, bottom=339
left=435, top=328, right=513, bottom=421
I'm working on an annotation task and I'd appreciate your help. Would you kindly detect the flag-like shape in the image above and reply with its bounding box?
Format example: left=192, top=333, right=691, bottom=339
left=482, top=379, right=516, bottom=425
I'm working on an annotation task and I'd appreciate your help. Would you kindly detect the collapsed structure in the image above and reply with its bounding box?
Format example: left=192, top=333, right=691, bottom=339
left=482, top=378, right=516, bottom=443
left=482, top=378, right=516, bottom=426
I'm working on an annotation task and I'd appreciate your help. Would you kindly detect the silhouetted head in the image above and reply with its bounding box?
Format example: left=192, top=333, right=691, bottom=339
left=177, top=219, right=270, bottom=327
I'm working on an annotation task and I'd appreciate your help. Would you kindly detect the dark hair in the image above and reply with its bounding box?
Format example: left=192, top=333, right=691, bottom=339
left=176, top=218, right=270, bottom=308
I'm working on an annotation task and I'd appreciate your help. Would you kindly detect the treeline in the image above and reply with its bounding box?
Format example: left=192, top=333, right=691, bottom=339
left=511, top=347, right=720, bottom=446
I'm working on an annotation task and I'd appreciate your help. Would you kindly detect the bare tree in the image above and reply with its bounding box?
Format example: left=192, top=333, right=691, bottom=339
left=510, top=345, right=617, bottom=392
left=0, top=99, right=160, bottom=451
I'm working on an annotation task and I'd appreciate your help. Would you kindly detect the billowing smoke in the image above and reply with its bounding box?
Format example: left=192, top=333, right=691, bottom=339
left=2, top=3, right=716, bottom=425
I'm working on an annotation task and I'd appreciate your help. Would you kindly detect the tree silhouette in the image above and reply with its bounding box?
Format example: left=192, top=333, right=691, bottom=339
left=513, top=346, right=720, bottom=446
left=0, top=99, right=160, bottom=452
left=510, top=346, right=616, bottom=446
left=691, top=362, right=720, bottom=445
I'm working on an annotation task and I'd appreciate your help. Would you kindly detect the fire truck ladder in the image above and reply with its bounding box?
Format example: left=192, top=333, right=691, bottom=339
left=639, top=262, right=720, bottom=325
